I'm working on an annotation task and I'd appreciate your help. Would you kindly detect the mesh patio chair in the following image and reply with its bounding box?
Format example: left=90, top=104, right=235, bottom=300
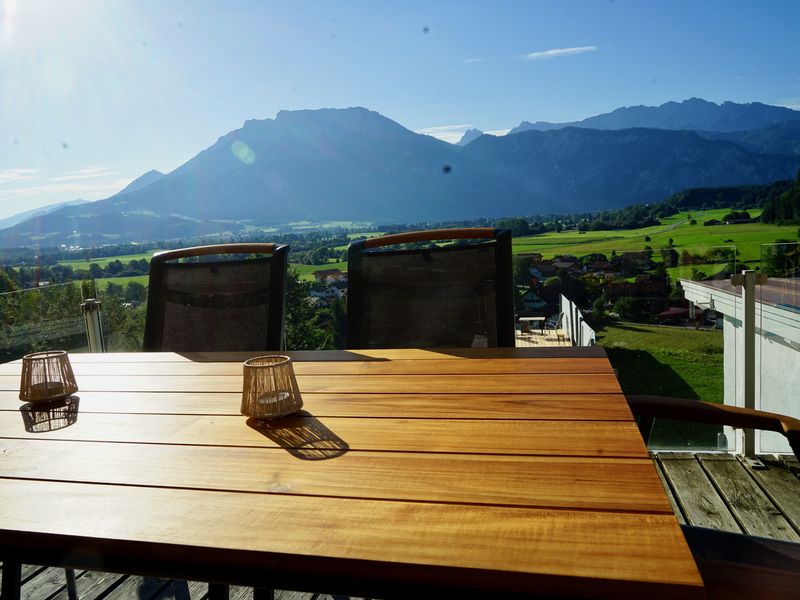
left=143, top=243, right=288, bottom=352
left=346, top=228, right=515, bottom=349
left=627, top=394, right=800, bottom=598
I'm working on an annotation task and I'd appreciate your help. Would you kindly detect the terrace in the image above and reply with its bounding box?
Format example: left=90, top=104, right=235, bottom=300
left=1, top=239, right=799, bottom=599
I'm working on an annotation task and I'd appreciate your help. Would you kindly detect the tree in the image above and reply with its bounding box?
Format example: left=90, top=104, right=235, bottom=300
left=660, top=248, right=679, bottom=268
left=762, top=239, right=799, bottom=277
left=512, top=255, right=531, bottom=287
left=125, top=281, right=147, bottom=303
left=494, top=217, right=530, bottom=237
left=89, top=263, right=104, bottom=279
left=284, top=269, right=332, bottom=350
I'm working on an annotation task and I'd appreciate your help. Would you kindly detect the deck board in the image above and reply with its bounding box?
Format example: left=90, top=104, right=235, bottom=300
left=655, top=452, right=800, bottom=543
left=698, top=454, right=800, bottom=541
left=656, top=453, right=741, bottom=532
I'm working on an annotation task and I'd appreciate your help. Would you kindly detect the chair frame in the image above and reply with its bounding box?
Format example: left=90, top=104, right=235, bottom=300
left=143, top=243, right=288, bottom=352
left=627, top=394, right=800, bottom=460
left=346, top=228, right=515, bottom=349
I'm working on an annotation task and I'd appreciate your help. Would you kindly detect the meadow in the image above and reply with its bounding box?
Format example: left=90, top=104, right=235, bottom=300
left=596, top=322, right=725, bottom=449
left=57, top=252, right=157, bottom=270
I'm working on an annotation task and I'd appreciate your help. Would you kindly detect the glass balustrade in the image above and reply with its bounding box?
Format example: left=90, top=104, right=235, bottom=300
left=0, top=282, right=91, bottom=364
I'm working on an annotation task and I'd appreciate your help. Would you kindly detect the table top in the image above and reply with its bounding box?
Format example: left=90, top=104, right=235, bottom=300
left=0, top=347, right=703, bottom=599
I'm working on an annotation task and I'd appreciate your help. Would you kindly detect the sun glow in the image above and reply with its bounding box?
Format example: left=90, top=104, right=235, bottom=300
left=1, top=0, right=18, bottom=42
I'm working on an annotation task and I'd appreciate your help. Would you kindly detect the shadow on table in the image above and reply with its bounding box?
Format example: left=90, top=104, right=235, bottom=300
left=247, top=412, right=349, bottom=460
left=19, top=396, right=80, bottom=433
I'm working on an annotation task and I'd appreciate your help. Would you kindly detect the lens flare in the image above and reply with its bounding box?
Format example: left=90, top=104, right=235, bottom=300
left=231, top=140, right=256, bottom=165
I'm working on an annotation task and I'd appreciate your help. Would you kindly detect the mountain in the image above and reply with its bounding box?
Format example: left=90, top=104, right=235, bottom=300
left=2, top=106, right=799, bottom=247
left=509, top=98, right=800, bottom=135
left=0, top=199, right=90, bottom=231
left=457, top=128, right=484, bottom=146
left=460, top=127, right=800, bottom=213
left=115, top=170, right=165, bottom=195
left=698, top=121, right=800, bottom=156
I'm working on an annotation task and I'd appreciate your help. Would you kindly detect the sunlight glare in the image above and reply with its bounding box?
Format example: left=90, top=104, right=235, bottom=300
left=1, top=0, right=18, bottom=42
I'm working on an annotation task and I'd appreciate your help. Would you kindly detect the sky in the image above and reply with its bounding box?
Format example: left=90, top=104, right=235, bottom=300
left=1, top=0, right=800, bottom=220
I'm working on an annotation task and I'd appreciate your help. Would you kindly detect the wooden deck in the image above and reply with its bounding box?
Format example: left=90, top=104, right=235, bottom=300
left=514, top=329, right=568, bottom=347
left=655, top=452, right=800, bottom=541
left=0, top=566, right=356, bottom=600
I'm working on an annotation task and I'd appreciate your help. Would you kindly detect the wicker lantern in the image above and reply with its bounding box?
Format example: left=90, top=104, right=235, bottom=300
left=19, top=351, right=79, bottom=404
left=241, top=355, right=303, bottom=419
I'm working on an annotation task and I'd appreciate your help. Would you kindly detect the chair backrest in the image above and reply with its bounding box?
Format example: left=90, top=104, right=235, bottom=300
left=143, top=243, right=288, bottom=352
left=346, top=228, right=514, bottom=349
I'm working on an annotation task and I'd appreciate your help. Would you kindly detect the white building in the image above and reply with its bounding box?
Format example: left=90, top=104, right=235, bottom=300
left=682, top=277, right=800, bottom=454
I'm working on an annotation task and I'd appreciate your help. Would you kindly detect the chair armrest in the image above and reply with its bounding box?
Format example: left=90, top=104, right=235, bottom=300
left=627, top=395, right=800, bottom=460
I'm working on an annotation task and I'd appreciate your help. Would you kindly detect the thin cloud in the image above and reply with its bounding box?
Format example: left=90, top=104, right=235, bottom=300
left=777, top=98, right=800, bottom=111
left=484, top=128, right=511, bottom=136
left=0, top=178, right=133, bottom=201
left=464, top=57, right=493, bottom=64
left=415, top=124, right=474, bottom=144
left=50, top=166, right=119, bottom=182
left=520, top=45, right=597, bottom=61
left=0, top=168, right=38, bottom=184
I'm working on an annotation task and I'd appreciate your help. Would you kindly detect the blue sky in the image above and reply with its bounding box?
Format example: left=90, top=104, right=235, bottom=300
left=1, top=0, right=799, bottom=219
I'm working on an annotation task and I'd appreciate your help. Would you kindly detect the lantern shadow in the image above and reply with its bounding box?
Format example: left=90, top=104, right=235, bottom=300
left=20, top=396, right=80, bottom=433
left=247, top=413, right=349, bottom=460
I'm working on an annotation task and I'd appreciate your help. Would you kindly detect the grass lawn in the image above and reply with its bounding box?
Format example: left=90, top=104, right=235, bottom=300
left=596, top=322, right=725, bottom=450
left=289, top=261, right=347, bottom=281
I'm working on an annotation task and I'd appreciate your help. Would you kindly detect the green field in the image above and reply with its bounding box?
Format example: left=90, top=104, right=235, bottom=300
left=596, top=322, right=725, bottom=449
left=512, top=209, right=795, bottom=264
left=93, top=275, right=149, bottom=291
left=58, top=251, right=157, bottom=270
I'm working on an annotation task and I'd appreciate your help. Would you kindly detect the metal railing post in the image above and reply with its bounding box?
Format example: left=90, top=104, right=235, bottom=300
left=81, top=298, right=106, bottom=353
left=731, top=270, right=765, bottom=456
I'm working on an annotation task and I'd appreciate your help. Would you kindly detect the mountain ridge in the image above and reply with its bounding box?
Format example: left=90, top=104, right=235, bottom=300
left=3, top=101, right=800, bottom=248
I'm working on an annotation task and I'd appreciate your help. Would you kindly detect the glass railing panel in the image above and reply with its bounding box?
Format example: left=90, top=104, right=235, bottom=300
left=95, top=281, right=148, bottom=352
left=757, top=241, right=800, bottom=454
left=0, top=282, right=91, bottom=364
left=559, top=244, right=735, bottom=450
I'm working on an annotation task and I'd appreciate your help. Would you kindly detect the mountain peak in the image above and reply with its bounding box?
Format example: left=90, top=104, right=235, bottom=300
left=457, top=128, right=484, bottom=146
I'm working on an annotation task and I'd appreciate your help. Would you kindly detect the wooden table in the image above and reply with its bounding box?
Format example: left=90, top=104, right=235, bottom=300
left=0, top=347, right=703, bottom=599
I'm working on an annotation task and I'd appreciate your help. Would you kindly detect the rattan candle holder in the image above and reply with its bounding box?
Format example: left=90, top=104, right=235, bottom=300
left=241, top=355, right=303, bottom=419
left=19, top=350, right=79, bottom=404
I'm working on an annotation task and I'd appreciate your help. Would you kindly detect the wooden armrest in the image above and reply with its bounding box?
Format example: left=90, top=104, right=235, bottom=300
left=153, top=243, right=279, bottom=262
left=363, top=228, right=498, bottom=248
left=627, top=395, right=800, bottom=460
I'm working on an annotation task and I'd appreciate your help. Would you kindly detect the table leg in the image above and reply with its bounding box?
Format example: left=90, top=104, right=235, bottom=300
left=253, top=588, right=274, bottom=600
left=65, top=568, right=78, bottom=600
left=1, top=562, right=22, bottom=600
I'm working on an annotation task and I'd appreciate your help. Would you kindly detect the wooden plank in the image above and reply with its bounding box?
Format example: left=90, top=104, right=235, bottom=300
left=658, top=454, right=741, bottom=533
left=780, top=454, right=800, bottom=477
left=0, top=357, right=615, bottom=377
left=49, top=571, right=127, bottom=600
left=700, top=454, right=800, bottom=542
left=0, top=390, right=634, bottom=420
left=0, top=373, right=623, bottom=394
left=739, top=455, right=800, bottom=535
left=0, top=479, right=704, bottom=599
left=20, top=566, right=76, bottom=600
left=1, top=347, right=608, bottom=364
left=651, top=456, right=686, bottom=525
left=0, top=439, right=671, bottom=513
left=0, top=412, right=648, bottom=458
